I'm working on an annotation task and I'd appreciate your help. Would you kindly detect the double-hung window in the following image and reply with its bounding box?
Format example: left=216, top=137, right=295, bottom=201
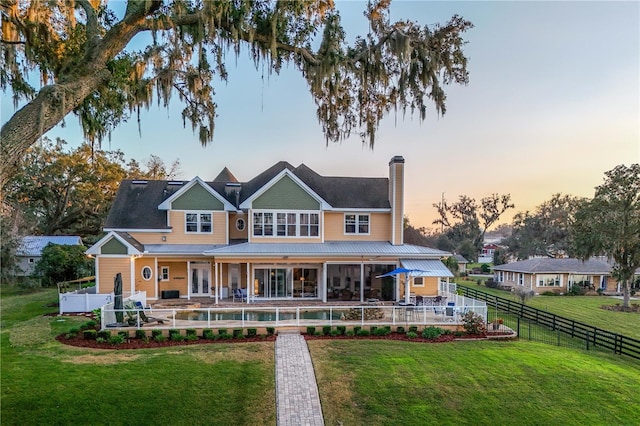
left=300, top=213, right=319, bottom=236
left=253, top=212, right=274, bottom=236
left=277, top=213, right=297, bottom=236
left=186, top=212, right=212, bottom=233
left=345, top=214, right=370, bottom=234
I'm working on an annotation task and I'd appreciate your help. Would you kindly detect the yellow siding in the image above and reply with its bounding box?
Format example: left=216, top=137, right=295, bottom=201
left=134, top=211, right=228, bottom=244
left=97, top=257, right=131, bottom=294
left=410, top=277, right=439, bottom=296
left=229, top=213, right=248, bottom=240
left=323, top=212, right=391, bottom=241
left=157, top=262, right=189, bottom=296
left=134, top=257, right=157, bottom=298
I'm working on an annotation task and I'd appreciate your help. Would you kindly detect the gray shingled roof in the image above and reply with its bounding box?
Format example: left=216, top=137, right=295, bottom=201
left=105, top=162, right=391, bottom=229
left=492, top=258, right=612, bottom=274
left=204, top=241, right=450, bottom=257
left=17, top=236, right=82, bottom=256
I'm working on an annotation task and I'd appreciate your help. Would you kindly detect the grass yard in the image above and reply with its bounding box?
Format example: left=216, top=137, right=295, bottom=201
left=0, top=287, right=275, bottom=426
left=457, top=281, right=640, bottom=340
left=310, top=339, right=640, bottom=426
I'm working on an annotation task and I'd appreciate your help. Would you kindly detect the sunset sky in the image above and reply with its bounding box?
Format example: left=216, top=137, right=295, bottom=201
left=2, top=1, right=639, bottom=231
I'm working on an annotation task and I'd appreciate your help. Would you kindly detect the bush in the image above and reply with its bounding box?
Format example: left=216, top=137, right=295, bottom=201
left=422, top=326, right=444, bottom=340
left=306, top=326, right=316, bottom=335
left=345, top=330, right=355, bottom=336
left=96, top=337, right=106, bottom=344
left=567, top=284, right=584, bottom=296
left=185, top=333, right=199, bottom=341
left=97, top=330, right=110, bottom=340
left=485, top=279, right=499, bottom=289
left=219, top=333, right=232, bottom=340
left=396, top=326, right=405, bottom=334
left=514, top=287, right=535, bottom=304
left=336, top=325, right=346, bottom=335
left=322, top=325, right=332, bottom=336
left=373, top=327, right=390, bottom=336
left=462, top=311, right=486, bottom=335
left=218, top=328, right=228, bottom=336
left=202, top=329, right=215, bottom=340
left=356, top=328, right=370, bottom=336
left=34, top=243, right=93, bottom=287
left=83, top=320, right=97, bottom=329
left=266, top=327, right=275, bottom=336
left=83, top=329, right=97, bottom=340
left=186, top=329, right=198, bottom=337
left=370, top=326, right=378, bottom=334
left=68, top=326, right=81, bottom=336
left=330, top=329, right=341, bottom=336
left=408, top=326, right=418, bottom=333
left=170, top=333, right=185, bottom=342
left=135, top=329, right=147, bottom=340
left=154, top=334, right=166, bottom=343
left=406, top=331, right=418, bottom=339
left=168, top=329, right=180, bottom=337
left=109, top=334, right=125, bottom=345
left=247, top=328, right=257, bottom=337
left=232, top=329, right=244, bottom=339
left=117, top=330, right=129, bottom=340
left=151, top=329, right=162, bottom=338
left=353, top=326, right=361, bottom=334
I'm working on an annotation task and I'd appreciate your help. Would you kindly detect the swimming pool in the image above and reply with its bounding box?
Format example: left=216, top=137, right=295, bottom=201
left=174, top=310, right=343, bottom=322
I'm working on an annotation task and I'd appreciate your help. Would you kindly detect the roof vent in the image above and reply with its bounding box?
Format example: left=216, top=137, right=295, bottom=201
left=168, top=181, right=184, bottom=185
left=132, top=180, right=148, bottom=185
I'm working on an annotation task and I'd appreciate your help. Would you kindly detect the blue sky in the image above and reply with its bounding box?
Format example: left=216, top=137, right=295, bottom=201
left=2, top=1, right=638, bottom=231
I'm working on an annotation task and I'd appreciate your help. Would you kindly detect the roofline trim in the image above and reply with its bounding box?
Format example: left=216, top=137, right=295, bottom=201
left=104, top=228, right=172, bottom=233
left=86, top=231, right=142, bottom=256
left=157, top=176, right=236, bottom=211
left=239, top=169, right=332, bottom=210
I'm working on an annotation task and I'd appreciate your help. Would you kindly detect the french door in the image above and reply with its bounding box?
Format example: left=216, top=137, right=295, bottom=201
left=191, top=262, right=211, bottom=296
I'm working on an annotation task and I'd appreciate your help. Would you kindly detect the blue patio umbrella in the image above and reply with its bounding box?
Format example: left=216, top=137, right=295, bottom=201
left=376, top=268, right=430, bottom=303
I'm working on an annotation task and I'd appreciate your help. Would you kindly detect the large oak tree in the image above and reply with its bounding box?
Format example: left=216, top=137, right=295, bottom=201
left=0, top=0, right=472, bottom=191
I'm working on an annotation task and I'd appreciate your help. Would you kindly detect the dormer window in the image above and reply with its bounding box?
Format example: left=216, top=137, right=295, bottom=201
left=345, top=214, right=369, bottom=235
left=186, top=212, right=212, bottom=233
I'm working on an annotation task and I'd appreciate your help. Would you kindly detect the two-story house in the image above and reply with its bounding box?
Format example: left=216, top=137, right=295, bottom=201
left=87, top=156, right=453, bottom=303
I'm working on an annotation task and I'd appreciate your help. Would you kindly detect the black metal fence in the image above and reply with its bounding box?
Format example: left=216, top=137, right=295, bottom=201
left=460, top=286, right=640, bottom=361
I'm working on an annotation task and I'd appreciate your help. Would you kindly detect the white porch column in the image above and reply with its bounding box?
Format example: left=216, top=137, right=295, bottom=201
left=130, top=256, right=135, bottom=296
left=154, top=257, right=158, bottom=299
left=322, top=263, right=327, bottom=303
left=359, top=263, right=364, bottom=302
left=187, top=261, right=191, bottom=300
left=214, top=261, right=219, bottom=305
left=246, top=262, right=251, bottom=304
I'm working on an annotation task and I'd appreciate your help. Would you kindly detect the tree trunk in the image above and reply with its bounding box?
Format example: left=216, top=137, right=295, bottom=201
left=622, top=281, right=630, bottom=308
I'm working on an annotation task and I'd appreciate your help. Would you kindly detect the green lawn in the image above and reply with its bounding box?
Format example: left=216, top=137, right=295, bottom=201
left=457, top=281, right=640, bottom=340
left=310, top=340, right=640, bottom=426
left=0, top=287, right=275, bottom=426
left=2, top=286, right=639, bottom=425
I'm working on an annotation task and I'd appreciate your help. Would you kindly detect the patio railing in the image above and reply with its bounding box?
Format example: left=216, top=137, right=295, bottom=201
left=100, top=300, right=487, bottom=330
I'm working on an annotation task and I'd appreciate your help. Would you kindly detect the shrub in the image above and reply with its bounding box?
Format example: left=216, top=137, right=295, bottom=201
left=422, top=326, right=444, bottom=340
left=151, top=329, right=162, bottom=338
left=306, top=326, right=316, bottom=335
left=336, top=325, right=346, bottom=335
left=97, top=330, right=110, bottom=340
left=186, top=329, right=198, bottom=337
left=373, top=327, right=390, bottom=336
left=185, top=333, right=198, bottom=341
left=408, top=326, right=418, bottom=333
left=109, top=334, right=125, bottom=345
left=135, top=329, right=147, bottom=340
left=168, top=329, right=180, bottom=338
left=541, top=291, right=558, bottom=296
left=84, top=320, right=97, bottom=329
left=117, top=331, right=129, bottom=340
left=232, top=329, right=244, bottom=339
left=92, top=308, right=101, bottom=324
left=202, top=329, right=215, bottom=340
left=247, top=328, right=257, bottom=337
left=154, top=334, right=166, bottom=343
left=219, top=333, right=232, bottom=340
left=567, top=284, right=584, bottom=296
left=83, top=329, right=97, bottom=340
left=170, top=333, right=185, bottom=342
left=462, top=311, right=486, bottom=335
left=485, top=279, right=499, bottom=289
left=353, top=326, right=361, bottom=334
left=345, top=330, right=355, bottom=336
left=370, top=326, right=378, bottom=334
left=266, top=327, right=275, bottom=336
left=68, top=326, right=81, bottom=336
left=514, top=287, right=535, bottom=304
left=330, top=329, right=341, bottom=336
left=34, top=243, right=93, bottom=287
left=406, top=331, right=418, bottom=339
left=218, top=328, right=228, bottom=336
left=96, top=337, right=106, bottom=344
left=396, top=326, right=405, bottom=334
left=356, top=328, right=370, bottom=336
left=322, top=325, right=332, bottom=335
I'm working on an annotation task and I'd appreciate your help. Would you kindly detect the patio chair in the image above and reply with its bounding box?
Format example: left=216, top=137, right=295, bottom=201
left=125, top=300, right=165, bottom=325
left=233, top=288, right=247, bottom=302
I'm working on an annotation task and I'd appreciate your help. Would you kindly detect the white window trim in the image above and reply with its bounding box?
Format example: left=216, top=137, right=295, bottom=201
left=252, top=210, right=320, bottom=238
left=413, top=277, right=424, bottom=287
left=536, top=274, right=562, bottom=287
left=141, top=266, right=153, bottom=281
left=236, top=218, right=246, bottom=231
left=161, top=266, right=170, bottom=281
left=344, top=213, right=370, bottom=235
left=185, top=211, right=213, bottom=234
left=518, top=273, right=524, bottom=286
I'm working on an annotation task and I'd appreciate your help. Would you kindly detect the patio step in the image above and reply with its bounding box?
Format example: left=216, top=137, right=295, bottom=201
left=277, top=328, right=301, bottom=335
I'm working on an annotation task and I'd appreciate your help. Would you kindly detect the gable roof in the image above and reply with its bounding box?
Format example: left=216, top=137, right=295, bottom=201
left=17, top=236, right=83, bottom=257
left=492, top=258, right=612, bottom=274
left=105, top=161, right=391, bottom=230
left=85, top=231, right=143, bottom=255
left=157, top=176, right=236, bottom=211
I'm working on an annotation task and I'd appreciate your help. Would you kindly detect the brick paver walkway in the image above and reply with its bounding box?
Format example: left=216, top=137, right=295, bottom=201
left=275, top=331, right=325, bottom=426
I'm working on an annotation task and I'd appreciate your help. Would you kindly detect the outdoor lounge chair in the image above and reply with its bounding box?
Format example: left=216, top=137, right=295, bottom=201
left=124, top=300, right=165, bottom=325
left=233, top=288, right=247, bottom=302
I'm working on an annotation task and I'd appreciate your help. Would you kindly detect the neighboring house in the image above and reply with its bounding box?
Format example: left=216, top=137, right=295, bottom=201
left=16, top=236, right=83, bottom=276
left=87, top=156, right=454, bottom=303
left=492, top=258, right=635, bottom=294
left=453, top=254, right=468, bottom=274
left=478, top=243, right=499, bottom=263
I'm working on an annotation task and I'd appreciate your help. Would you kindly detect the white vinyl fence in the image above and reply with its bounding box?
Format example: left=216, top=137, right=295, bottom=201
left=59, top=289, right=147, bottom=314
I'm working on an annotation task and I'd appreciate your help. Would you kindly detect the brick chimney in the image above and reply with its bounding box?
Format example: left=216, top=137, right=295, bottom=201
left=389, top=156, right=405, bottom=245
